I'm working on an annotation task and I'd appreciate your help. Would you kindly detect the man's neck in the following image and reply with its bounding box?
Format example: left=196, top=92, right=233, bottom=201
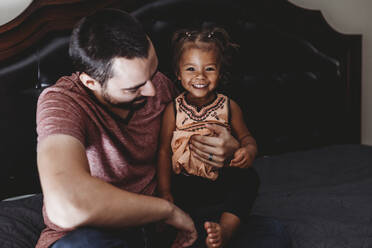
left=109, top=107, right=132, bottom=120
left=92, top=90, right=132, bottom=120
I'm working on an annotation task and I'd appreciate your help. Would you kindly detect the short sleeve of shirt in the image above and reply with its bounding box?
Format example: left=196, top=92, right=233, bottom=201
left=36, top=90, right=86, bottom=145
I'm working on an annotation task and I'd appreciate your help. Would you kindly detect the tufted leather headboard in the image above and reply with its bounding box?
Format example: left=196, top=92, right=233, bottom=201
left=0, top=0, right=361, bottom=199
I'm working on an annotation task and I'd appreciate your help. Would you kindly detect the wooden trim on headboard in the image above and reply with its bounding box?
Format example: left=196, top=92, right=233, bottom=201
left=0, top=0, right=150, bottom=62
left=347, top=35, right=362, bottom=143
left=0, top=0, right=84, bottom=33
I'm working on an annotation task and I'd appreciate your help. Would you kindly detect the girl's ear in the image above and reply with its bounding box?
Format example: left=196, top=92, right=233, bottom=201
left=79, top=73, right=102, bottom=91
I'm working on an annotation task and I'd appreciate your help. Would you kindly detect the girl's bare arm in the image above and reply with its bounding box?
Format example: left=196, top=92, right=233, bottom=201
left=157, top=103, right=176, bottom=201
left=229, top=99, right=258, bottom=168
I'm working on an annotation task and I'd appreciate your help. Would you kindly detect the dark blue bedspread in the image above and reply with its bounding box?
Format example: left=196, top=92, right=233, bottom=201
left=252, top=144, right=372, bottom=248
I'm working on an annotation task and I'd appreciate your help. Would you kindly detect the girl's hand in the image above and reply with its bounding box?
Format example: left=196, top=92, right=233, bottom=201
left=190, top=124, right=239, bottom=168
left=229, top=147, right=255, bottom=168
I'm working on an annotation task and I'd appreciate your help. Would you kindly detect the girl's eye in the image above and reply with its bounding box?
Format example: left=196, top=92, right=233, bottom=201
left=206, top=67, right=216, bottom=71
left=186, top=67, right=195, bottom=71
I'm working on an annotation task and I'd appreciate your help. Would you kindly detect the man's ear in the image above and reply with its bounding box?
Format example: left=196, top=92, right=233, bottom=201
left=79, top=73, right=101, bottom=91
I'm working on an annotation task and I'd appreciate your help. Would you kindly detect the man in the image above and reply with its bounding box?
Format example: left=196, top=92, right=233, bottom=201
left=36, top=9, right=241, bottom=248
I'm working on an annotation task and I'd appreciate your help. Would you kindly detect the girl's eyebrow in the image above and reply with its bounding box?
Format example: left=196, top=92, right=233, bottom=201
left=182, top=63, right=217, bottom=66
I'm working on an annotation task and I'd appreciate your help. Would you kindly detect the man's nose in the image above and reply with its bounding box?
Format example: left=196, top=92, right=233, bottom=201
left=140, top=80, right=156, bottom=97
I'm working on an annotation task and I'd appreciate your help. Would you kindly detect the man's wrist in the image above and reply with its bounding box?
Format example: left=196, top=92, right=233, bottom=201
left=162, top=200, right=179, bottom=225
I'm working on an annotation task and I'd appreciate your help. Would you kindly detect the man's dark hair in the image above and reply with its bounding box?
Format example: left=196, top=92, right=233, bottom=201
left=69, top=9, right=150, bottom=85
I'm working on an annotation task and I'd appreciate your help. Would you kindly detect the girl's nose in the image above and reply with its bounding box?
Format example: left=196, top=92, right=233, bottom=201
left=195, top=70, right=206, bottom=79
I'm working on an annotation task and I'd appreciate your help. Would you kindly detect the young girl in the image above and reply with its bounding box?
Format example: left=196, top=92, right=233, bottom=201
left=157, top=27, right=259, bottom=248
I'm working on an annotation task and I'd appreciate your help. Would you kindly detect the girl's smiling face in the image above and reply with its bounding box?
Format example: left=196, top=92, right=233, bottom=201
left=177, top=45, right=220, bottom=106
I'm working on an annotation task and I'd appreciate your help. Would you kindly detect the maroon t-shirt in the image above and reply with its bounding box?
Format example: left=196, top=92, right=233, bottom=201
left=35, top=72, right=176, bottom=248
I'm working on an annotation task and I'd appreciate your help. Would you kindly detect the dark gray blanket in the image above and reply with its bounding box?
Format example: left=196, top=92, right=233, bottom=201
left=0, top=194, right=44, bottom=248
left=1, top=144, right=372, bottom=247
left=252, top=144, right=372, bottom=248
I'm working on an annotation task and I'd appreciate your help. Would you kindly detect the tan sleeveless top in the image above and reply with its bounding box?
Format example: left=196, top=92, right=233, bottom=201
left=171, top=92, right=231, bottom=180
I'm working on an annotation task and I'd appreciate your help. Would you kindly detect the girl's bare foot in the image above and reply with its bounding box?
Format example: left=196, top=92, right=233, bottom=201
left=205, top=213, right=240, bottom=247
left=204, top=221, right=227, bottom=248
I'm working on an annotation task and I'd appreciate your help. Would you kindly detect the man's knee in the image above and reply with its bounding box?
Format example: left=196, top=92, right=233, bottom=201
left=51, top=227, right=129, bottom=248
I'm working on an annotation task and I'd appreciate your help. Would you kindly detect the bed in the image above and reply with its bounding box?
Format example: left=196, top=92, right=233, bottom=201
left=0, top=0, right=367, bottom=247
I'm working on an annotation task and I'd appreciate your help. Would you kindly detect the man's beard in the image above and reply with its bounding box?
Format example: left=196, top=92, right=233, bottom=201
left=102, top=90, right=147, bottom=110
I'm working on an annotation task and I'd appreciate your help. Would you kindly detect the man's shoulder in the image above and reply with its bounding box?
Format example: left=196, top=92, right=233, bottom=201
left=36, top=72, right=90, bottom=122
left=38, top=72, right=84, bottom=104
left=153, top=71, right=171, bottom=86
left=36, top=72, right=88, bottom=143
left=153, top=72, right=178, bottom=99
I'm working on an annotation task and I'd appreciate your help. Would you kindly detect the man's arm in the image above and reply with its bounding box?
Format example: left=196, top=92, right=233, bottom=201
left=38, top=134, right=196, bottom=241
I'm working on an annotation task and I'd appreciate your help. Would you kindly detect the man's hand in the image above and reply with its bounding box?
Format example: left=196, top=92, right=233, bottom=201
left=189, top=124, right=239, bottom=168
left=164, top=203, right=198, bottom=248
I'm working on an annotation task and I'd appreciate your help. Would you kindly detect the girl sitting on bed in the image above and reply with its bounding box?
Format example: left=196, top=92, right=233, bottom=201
left=157, top=26, right=259, bottom=248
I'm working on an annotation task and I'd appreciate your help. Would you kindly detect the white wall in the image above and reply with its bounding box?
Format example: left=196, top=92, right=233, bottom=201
left=1, top=0, right=371, bottom=144
left=0, top=0, right=32, bottom=26
left=289, top=0, right=372, bottom=145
